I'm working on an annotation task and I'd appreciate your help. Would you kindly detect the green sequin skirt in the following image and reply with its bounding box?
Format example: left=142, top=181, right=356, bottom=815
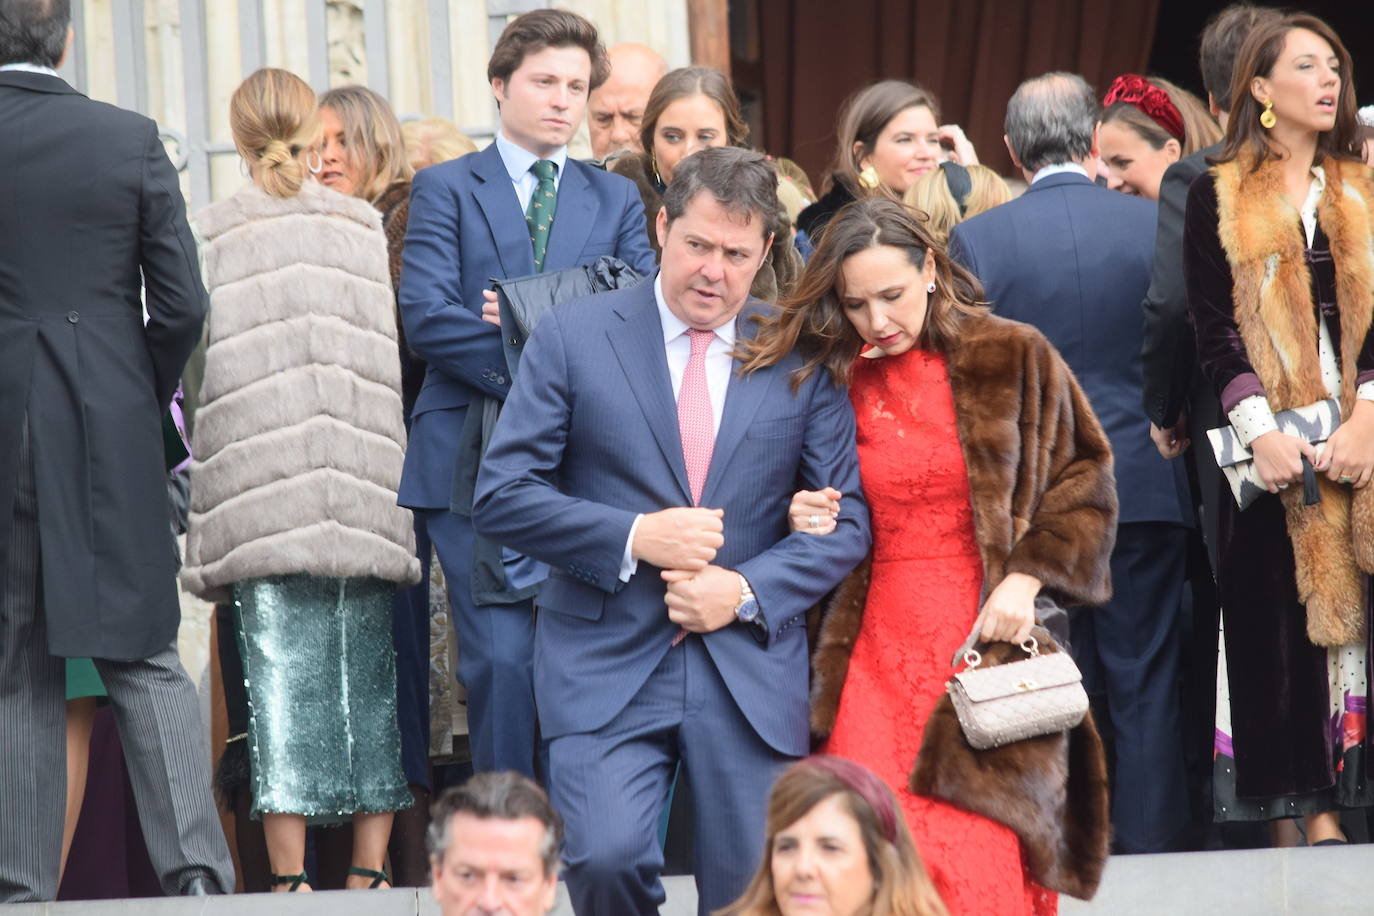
left=232, top=574, right=410, bottom=822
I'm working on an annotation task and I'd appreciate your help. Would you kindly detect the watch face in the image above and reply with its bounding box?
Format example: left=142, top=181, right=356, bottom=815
left=737, top=599, right=760, bottom=623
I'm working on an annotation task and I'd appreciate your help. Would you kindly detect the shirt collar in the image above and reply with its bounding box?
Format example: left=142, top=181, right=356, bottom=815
left=1030, top=162, right=1091, bottom=184
left=0, top=62, right=61, bottom=77
left=494, top=130, right=568, bottom=184
left=653, top=273, right=739, bottom=347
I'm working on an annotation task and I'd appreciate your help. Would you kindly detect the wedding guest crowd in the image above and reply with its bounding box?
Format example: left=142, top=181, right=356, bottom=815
left=5, top=0, right=1374, bottom=913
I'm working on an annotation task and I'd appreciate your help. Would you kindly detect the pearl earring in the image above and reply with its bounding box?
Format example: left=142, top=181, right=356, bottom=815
left=927, top=281, right=937, bottom=294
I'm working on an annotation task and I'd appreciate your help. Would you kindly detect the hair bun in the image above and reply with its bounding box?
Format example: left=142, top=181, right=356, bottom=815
left=260, top=139, right=294, bottom=168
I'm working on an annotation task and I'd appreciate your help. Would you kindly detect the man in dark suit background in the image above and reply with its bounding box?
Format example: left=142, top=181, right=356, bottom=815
left=949, top=72, right=1193, bottom=853
left=0, top=0, right=233, bottom=899
left=1138, top=4, right=1279, bottom=849
left=473, top=148, right=871, bottom=915
left=1143, top=3, right=1279, bottom=559
left=398, top=8, right=655, bottom=779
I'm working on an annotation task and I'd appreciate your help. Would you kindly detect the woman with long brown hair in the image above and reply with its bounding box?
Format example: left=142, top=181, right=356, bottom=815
left=609, top=65, right=805, bottom=301
left=795, top=81, right=978, bottom=250
left=1183, top=12, right=1374, bottom=842
left=719, top=756, right=948, bottom=916
left=739, top=197, right=1115, bottom=914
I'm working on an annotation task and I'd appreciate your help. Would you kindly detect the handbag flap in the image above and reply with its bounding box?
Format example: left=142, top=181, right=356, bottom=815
left=1207, top=397, right=1340, bottom=470
left=952, top=651, right=1082, bottom=702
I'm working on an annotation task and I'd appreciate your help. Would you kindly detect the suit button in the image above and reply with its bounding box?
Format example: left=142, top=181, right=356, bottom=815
left=67, top=310, right=79, bottom=323
left=495, top=375, right=507, bottom=385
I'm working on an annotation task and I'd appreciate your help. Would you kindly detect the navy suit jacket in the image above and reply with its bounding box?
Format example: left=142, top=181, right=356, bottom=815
left=397, top=141, right=656, bottom=508
left=949, top=172, right=1189, bottom=526
left=472, top=280, right=872, bottom=756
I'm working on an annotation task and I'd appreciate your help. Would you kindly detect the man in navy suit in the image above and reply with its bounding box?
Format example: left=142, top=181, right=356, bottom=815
left=949, top=72, right=1192, bottom=854
left=474, top=148, right=871, bottom=915
left=398, top=8, right=655, bottom=779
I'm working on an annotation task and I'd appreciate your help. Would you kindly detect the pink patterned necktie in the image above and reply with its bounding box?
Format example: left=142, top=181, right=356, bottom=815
left=678, top=328, right=716, bottom=505
left=671, top=328, right=716, bottom=648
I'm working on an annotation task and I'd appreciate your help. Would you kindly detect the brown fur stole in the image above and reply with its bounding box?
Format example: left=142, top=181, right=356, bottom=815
left=810, top=315, right=1116, bottom=741
left=1213, top=154, right=1374, bottom=645
left=911, top=630, right=1111, bottom=900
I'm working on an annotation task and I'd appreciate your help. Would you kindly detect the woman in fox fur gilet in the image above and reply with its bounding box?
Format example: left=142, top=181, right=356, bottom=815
left=183, top=69, right=419, bottom=892
left=1183, top=15, right=1374, bottom=841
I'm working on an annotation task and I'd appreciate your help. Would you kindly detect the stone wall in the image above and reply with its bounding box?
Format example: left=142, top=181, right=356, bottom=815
left=71, top=0, right=690, bottom=204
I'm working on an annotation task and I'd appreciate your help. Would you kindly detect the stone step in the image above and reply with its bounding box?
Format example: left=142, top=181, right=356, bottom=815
left=16, top=847, right=1373, bottom=915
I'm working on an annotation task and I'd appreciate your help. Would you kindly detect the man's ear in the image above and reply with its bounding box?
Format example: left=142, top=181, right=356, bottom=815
left=1088, top=122, right=1101, bottom=160
left=57, top=27, right=73, bottom=70
left=655, top=206, right=669, bottom=249
left=759, top=231, right=775, bottom=269
left=1002, top=135, right=1022, bottom=171
left=1207, top=91, right=1222, bottom=119
left=491, top=78, right=506, bottom=110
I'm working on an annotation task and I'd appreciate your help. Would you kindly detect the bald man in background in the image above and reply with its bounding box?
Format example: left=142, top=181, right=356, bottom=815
left=588, top=42, right=667, bottom=161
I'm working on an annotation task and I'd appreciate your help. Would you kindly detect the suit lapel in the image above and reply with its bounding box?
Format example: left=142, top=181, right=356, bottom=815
left=544, top=161, right=598, bottom=273
left=472, top=145, right=536, bottom=278
left=607, top=283, right=692, bottom=503
left=700, top=303, right=774, bottom=507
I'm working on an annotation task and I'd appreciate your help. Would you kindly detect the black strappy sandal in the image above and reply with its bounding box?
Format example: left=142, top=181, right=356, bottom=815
left=347, top=866, right=391, bottom=889
left=271, top=872, right=309, bottom=891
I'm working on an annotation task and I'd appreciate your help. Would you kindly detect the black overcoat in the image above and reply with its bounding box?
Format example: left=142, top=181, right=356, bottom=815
left=0, top=71, right=205, bottom=659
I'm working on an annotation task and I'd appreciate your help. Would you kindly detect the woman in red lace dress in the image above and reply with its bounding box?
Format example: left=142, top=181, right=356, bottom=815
left=740, top=198, right=1116, bottom=916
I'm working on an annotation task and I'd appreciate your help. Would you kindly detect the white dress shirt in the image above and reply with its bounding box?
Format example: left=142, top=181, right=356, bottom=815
left=1030, top=162, right=1091, bottom=185
left=619, top=275, right=738, bottom=580
left=0, top=62, right=60, bottom=77
left=493, top=131, right=568, bottom=211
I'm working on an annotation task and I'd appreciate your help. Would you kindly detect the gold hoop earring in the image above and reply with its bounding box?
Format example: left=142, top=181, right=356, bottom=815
left=1259, top=98, right=1276, bottom=130
left=858, top=166, right=881, bottom=190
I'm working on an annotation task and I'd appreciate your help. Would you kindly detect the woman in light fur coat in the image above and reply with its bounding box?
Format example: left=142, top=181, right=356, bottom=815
left=182, top=68, right=420, bottom=893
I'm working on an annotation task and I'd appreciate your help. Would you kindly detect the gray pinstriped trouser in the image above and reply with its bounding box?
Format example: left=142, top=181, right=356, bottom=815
left=0, top=422, right=234, bottom=901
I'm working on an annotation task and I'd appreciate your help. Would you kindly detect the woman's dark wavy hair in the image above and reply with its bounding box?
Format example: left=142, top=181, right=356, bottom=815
left=738, top=197, right=987, bottom=391
left=1215, top=12, right=1363, bottom=169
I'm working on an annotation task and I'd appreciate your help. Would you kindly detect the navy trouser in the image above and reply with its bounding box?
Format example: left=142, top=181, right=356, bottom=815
left=549, top=636, right=794, bottom=916
left=422, top=508, right=538, bottom=779
left=1071, top=521, right=1191, bottom=853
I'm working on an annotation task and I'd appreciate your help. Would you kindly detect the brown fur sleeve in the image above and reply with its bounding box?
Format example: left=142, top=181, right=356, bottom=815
left=808, top=553, right=872, bottom=742
left=1002, top=334, right=1118, bottom=606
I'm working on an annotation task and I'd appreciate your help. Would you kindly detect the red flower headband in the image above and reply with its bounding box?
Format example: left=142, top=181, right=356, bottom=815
left=1103, top=74, right=1185, bottom=144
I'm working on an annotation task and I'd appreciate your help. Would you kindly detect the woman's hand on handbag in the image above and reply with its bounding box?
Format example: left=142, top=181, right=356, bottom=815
left=1317, top=400, right=1374, bottom=488
left=787, top=487, right=841, bottom=535
left=978, top=572, right=1041, bottom=645
left=1249, top=430, right=1317, bottom=493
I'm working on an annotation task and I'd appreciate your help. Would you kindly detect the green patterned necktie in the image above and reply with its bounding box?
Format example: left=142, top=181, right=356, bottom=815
left=525, top=159, right=559, bottom=272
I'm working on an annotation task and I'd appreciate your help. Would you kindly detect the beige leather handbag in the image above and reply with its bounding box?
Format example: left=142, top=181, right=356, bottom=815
left=946, top=629, right=1088, bottom=750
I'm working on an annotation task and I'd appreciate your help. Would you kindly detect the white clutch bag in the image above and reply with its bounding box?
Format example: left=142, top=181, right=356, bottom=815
left=1206, top=398, right=1338, bottom=510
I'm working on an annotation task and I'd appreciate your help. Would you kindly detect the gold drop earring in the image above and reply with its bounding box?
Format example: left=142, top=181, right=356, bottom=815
left=1259, top=97, right=1276, bottom=129
left=858, top=165, right=881, bottom=189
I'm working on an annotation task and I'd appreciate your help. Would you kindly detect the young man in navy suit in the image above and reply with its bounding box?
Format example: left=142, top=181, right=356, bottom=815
left=397, top=9, right=656, bottom=780
left=474, top=148, right=871, bottom=915
left=949, top=72, right=1192, bottom=854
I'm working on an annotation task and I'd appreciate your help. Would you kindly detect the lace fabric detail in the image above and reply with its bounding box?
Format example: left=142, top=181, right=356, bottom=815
left=826, top=349, right=1056, bottom=916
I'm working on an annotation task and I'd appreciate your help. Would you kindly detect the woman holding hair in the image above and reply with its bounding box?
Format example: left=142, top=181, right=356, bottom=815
left=796, top=80, right=978, bottom=248
left=183, top=68, right=419, bottom=892
left=610, top=65, right=805, bottom=301
left=902, top=161, right=1011, bottom=246
left=1097, top=74, right=1222, bottom=200
left=720, top=756, right=948, bottom=916
left=1183, top=13, right=1374, bottom=842
left=742, top=198, right=1116, bottom=914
